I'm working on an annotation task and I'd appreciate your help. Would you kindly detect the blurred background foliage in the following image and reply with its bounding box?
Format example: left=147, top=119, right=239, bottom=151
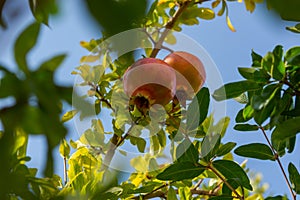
left=0, top=0, right=300, bottom=199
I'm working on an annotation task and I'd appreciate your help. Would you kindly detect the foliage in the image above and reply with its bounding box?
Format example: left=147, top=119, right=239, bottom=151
left=1, top=0, right=300, bottom=200
left=0, top=22, right=72, bottom=198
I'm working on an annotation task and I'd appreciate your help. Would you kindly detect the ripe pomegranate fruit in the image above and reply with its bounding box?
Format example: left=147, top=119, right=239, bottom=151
left=123, top=58, right=176, bottom=111
left=164, top=51, right=206, bottom=100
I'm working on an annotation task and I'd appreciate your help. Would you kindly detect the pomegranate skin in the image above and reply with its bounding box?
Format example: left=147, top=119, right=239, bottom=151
left=164, top=51, right=206, bottom=100
left=123, top=58, right=176, bottom=106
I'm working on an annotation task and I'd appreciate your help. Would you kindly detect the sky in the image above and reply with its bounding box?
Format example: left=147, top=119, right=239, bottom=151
left=0, top=0, right=299, bottom=198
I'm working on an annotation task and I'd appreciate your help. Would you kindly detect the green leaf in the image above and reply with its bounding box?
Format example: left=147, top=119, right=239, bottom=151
left=86, top=0, right=147, bottom=36
left=253, top=98, right=277, bottom=125
left=212, top=160, right=252, bottom=190
left=251, top=49, right=263, bottom=67
left=286, top=23, right=300, bottom=34
left=217, top=0, right=226, bottom=16
left=14, top=23, right=41, bottom=73
left=238, top=67, right=256, bottom=80
left=187, top=87, right=210, bottom=130
left=39, top=54, right=66, bottom=72
left=29, top=0, right=58, bottom=26
left=59, top=139, right=70, bottom=158
left=267, top=0, right=300, bottom=21
left=234, top=143, right=275, bottom=161
left=167, top=186, right=177, bottom=200
left=0, top=0, right=6, bottom=28
left=213, top=116, right=230, bottom=137
left=265, top=196, right=288, bottom=200
left=130, top=156, right=148, bottom=172
left=201, top=134, right=220, bottom=160
left=136, top=138, right=146, bottom=153
left=285, top=46, right=300, bottom=63
left=176, top=139, right=199, bottom=164
left=216, top=142, right=237, bottom=157
left=234, top=124, right=258, bottom=131
left=178, top=186, right=191, bottom=200
left=198, top=8, right=215, bottom=20
left=61, top=110, right=78, bottom=123
left=251, top=84, right=279, bottom=111
left=213, top=81, right=261, bottom=101
left=95, top=99, right=101, bottom=115
left=235, top=105, right=254, bottom=123
left=80, top=128, right=104, bottom=147
left=288, top=163, right=300, bottom=194
left=233, top=93, right=248, bottom=104
left=156, top=162, right=206, bottom=181
left=157, top=129, right=166, bottom=147
left=271, top=117, right=300, bottom=151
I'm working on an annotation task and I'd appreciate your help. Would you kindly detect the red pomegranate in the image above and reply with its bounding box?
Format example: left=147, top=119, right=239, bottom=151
left=164, top=51, right=206, bottom=100
left=123, top=58, right=177, bottom=110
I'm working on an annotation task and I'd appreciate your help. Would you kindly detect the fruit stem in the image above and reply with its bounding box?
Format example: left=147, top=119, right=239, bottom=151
left=150, top=0, right=192, bottom=58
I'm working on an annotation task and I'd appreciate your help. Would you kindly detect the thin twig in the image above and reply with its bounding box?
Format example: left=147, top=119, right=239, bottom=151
left=88, top=82, right=115, bottom=112
left=63, top=157, right=67, bottom=185
left=208, top=164, right=244, bottom=200
left=192, top=179, right=204, bottom=190
left=259, top=126, right=297, bottom=200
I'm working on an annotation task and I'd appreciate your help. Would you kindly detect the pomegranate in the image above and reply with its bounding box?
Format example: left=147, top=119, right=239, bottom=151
left=123, top=58, right=176, bottom=111
left=164, top=51, right=206, bottom=100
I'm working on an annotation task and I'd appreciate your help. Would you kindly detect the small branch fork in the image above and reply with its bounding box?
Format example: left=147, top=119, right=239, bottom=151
left=259, top=126, right=297, bottom=200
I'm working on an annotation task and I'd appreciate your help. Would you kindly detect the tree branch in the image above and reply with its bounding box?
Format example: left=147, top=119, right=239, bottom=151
left=282, top=79, right=300, bottom=97
left=259, top=126, right=297, bottom=200
left=101, top=124, right=135, bottom=170
left=149, top=1, right=192, bottom=58
left=131, top=187, right=220, bottom=199
left=208, top=164, right=244, bottom=200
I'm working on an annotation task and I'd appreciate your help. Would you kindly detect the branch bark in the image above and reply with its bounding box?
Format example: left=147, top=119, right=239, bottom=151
left=208, top=165, right=244, bottom=200
left=131, top=188, right=220, bottom=200
left=259, top=126, right=297, bottom=200
left=100, top=124, right=135, bottom=170
left=149, top=1, right=192, bottom=58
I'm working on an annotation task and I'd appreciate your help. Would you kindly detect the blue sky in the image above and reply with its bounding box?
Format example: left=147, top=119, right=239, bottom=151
left=0, top=0, right=299, bottom=197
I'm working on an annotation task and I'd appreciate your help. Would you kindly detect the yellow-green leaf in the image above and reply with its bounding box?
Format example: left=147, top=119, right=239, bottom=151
left=198, top=8, right=215, bottom=20
left=244, top=0, right=256, bottom=13
left=226, top=16, right=236, bottom=32
left=80, top=55, right=99, bottom=63
left=212, top=0, right=221, bottom=8
left=59, top=139, right=70, bottom=158
left=61, top=110, right=78, bottom=123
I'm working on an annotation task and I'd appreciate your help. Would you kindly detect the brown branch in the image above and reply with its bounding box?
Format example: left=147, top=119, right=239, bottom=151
left=88, top=82, right=115, bottom=112
left=259, top=126, right=297, bottom=200
left=63, top=157, right=67, bottom=185
left=208, top=165, right=244, bottom=200
left=149, top=1, right=192, bottom=58
left=131, top=187, right=220, bottom=200
left=101, top=124, right=135, bottom=170
left=282, top=79, right=300, bottom=97
left=100, top=133, right=119, bottom=170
